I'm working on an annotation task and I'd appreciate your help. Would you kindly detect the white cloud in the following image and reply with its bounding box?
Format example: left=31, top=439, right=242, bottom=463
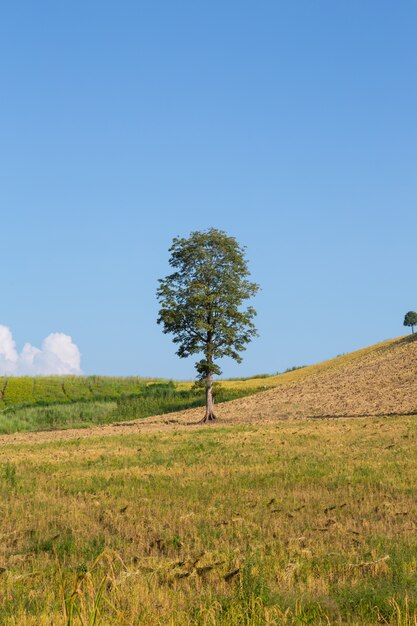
left=0, top=325, right=82, bottom=376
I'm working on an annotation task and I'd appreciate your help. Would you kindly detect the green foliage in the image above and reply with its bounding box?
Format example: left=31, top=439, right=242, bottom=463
left=157, top=228, right=259, bottom=380
left=0, top=400, right=118, bottom=434
left=403, top=311, right=417, bottom=333
left=0, top=384, right=259, bottom=434
left=283, top=365, right=307, bottom=373
left=0, top=375, right=166, bottom=410
left=113, top=384, right=257, bottom=422
left=2, top=462, right=17, bottom=488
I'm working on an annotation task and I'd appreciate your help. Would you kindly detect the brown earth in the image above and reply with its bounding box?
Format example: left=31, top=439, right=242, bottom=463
left=276, top=333, right=417, bottom=418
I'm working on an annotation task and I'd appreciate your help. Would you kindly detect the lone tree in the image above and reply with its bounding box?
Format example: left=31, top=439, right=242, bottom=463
left=157, top=228, right=259, bottom=422
left=403, top=311, right=417, bottom=334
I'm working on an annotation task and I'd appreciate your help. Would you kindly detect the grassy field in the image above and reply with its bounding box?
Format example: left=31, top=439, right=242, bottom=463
left=0, top=384, right=259, bottom=434
left=0, top=414, right=416, bottom=625
left=0, top=376, right=166, bottom=410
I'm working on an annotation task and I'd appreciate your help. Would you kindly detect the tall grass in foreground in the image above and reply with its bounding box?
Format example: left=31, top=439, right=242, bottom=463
left=46, top=545, right=417, bottom=625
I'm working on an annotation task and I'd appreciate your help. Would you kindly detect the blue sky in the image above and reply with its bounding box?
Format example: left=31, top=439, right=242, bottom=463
left=1, top=1, right=416, bottom=378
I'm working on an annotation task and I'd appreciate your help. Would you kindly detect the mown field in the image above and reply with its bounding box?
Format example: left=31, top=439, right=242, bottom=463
left=0, top=414, right=416, bottom=625
left=274, top=335, right=417, bottom=418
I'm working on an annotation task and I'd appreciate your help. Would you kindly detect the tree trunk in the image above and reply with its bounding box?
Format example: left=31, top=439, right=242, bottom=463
left=201, top=373, right=216, bottom=423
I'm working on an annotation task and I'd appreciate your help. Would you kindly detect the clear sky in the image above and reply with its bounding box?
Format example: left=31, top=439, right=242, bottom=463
left=1, top=1, right=416, bottom=378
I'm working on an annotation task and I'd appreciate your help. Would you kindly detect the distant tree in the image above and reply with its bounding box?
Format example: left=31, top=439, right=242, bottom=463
left=157, top=228, right=259, bottom=422
left=403, top=311, right=417, bottom=334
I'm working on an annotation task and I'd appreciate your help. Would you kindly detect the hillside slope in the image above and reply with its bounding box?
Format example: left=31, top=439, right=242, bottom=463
left=228, top=334, right=417, bottom=419
left=176, top=334, right=417, bottom=421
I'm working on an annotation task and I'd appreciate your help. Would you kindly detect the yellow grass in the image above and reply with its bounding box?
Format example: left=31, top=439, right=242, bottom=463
left=0, top=412, right=416, bottom=624
left=177, top=336, right=405, bottom=391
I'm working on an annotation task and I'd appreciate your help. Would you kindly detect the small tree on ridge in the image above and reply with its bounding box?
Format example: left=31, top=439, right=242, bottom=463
left=403, top=311, right=417, bottom=334
left=157, top=228, right=259, bottom=422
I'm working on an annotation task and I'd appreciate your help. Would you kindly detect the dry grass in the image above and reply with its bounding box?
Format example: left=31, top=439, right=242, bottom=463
left=0, top=413, right=416, bottom=624
left=274, top=334, right=417, bottom=418
left=175, top=335, right=417, bottom=420
left=179, top=336, right=406, bottom=391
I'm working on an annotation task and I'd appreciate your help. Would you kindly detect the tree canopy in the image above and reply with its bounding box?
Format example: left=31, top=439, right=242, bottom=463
left=403, top=311, right=417, bottom=334
left=157, top=228, right=259, bottom=422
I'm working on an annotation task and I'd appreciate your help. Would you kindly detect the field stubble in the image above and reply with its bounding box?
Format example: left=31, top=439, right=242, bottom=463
left=0, top=414, right=416, bottom=625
